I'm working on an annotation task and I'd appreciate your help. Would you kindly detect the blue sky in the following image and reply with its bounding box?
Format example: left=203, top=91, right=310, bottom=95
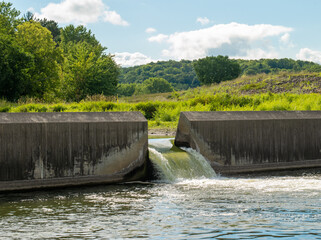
left=8, top=0, right=321, bottom=66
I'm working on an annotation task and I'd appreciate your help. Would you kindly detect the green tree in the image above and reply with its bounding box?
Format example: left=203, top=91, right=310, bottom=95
left=0, top=1, right=22, bottom=32
left=0, top=2, right=33, bottom=101
left=193, top=55, right=241, bottom=85
left=22, top=11, right=34, bottom=22
left=137, top=77, right=173, bottom=94
left=0, top=28, right=33, bottom=101
left=61, top=29, right=119, bottom=101
left=15, top=21, right=63, bottom=99
left=117, top=83, right=137, bottom=97
left=61, top=25, right=101, bottom=50
left=37, top=18, right=61, bottom=44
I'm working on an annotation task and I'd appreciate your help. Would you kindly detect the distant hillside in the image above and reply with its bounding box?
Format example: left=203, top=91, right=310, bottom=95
left=120, top=72, right=321, bottom=103
left=119, top=58, right=321, bottom=92
left=119, top=60, right=199, bottom=90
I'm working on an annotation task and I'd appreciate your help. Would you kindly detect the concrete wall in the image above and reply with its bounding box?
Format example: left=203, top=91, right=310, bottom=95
left=0, top=112, right=148, bottom=191
left=175, top=111, right=321, bottom=175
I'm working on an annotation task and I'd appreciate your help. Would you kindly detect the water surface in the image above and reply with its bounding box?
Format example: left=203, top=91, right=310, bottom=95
left=0, top=138, right=320, bottom=239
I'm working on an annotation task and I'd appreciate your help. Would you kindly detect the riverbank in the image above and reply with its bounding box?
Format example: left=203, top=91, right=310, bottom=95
left=148, top=128, right=176, bottom=138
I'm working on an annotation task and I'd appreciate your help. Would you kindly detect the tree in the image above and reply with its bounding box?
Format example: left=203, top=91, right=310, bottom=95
left=0, top=1, right=22, bottom=33
left=22, top=11, right=34, bottom=22
left=61, top=28, right=120, bottom=101
left=0, top=2, right=33, bottom=101
left=61, top=25, right=101, bottom=50
left=137, top=77, right=173, bottom=95
left=117, top=83, right=137, bottom=97
left=15, top=21, right=63, bottom=99
left=36, top=18, right=61, bottom=44
left=0, top=29, right=33, bottom=101
left=193, top=55, right=241, bottom=85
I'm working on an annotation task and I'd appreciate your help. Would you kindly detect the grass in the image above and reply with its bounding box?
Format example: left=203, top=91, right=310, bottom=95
left=1, top=71, right=321, bottom=131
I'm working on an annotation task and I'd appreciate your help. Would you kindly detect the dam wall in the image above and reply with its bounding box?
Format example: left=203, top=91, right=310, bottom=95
left=175, top=111, right=321, bottom=175
left=0, top=112, right=148, bottom=192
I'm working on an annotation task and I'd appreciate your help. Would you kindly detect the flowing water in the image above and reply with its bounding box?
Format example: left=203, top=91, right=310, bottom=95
left=0, top=138, right=321, bottom=239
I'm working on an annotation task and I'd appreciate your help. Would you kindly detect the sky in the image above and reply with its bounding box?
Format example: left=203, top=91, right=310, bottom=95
left=8, top=0, right=321, bottom=67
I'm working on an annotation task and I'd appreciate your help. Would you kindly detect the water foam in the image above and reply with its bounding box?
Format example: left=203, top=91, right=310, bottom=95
left=148, top=138, right=216, bottom=182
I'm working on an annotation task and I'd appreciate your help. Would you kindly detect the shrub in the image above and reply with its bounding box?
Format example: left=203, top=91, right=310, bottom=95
left=135, top=102, right=160, bottom=119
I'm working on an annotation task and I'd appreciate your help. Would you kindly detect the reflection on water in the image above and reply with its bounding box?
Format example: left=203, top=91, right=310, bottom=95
left=0, top=138, right=320, bottom=239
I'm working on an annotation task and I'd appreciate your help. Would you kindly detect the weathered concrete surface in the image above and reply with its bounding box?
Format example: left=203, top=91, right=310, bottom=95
left=175, top=111, right=321, bottom=175
left=0, top=112, right=148, bottom=191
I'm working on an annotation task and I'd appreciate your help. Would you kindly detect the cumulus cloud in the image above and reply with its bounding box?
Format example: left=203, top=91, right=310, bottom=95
left=196, top=17, right=210, bottom=25
left=280, top=33, right=290, bottom=44
left=114, top=52, right=156, bottom=67
left=148, top=22, right=293, bottom=60
left=103, top=10, right=129, bottom=26
left=146, top=27, right=157, bottom=33
left=35, top=0, right=128, bottom=26
left=148, top=34, right=169, bottom=43
left=296, top=48, right=321, bottom=64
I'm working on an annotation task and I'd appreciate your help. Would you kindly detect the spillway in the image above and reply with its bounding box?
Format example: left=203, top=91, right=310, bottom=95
left=148, top=138, right=216, bottom=182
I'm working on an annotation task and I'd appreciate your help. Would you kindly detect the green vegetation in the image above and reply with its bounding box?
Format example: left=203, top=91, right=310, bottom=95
left=193, top=56, right=241, bottom=85
left=119, top=57, right=321, bottom=96
left=0, top=1, right=119, bottom=102
left=2, top=72, right=321, bottom=131
left=2, top=2, right=321, bottom=133
left=119, top=60, right=199, bottom=91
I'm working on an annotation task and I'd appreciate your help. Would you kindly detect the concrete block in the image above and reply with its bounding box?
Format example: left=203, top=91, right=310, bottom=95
left=0, top=112, right=148, bottom=191
left=175, top=111, right=321, bottom=175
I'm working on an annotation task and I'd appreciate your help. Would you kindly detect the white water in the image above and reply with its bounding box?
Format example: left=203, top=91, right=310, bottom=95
left=0, top=138, right=320, bottom=239
left=148, top=138, right=216, bottom=182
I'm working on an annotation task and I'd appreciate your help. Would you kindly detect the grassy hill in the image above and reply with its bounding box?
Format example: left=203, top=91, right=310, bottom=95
left=1, top=71, right=321, bottom=131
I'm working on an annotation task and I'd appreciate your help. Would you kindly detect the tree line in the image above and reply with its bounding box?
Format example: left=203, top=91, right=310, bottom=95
left=119, top=57, right=321, bottom=96
left=0, top=1, right=119, bottom=102
left=2, top=1, right=321, bottom=101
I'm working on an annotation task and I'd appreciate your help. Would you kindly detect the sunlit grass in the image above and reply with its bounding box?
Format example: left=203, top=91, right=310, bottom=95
left=1, top=71, right=321, bottom=129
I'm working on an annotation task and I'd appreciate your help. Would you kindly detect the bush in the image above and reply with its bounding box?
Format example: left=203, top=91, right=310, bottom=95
left=135, top=102, right=160, bottom=119
left=52, top=104, right=67, bottom=112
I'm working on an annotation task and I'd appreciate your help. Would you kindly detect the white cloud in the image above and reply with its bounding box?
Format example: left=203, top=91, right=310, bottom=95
left=114, top=52, right=156, bottom=67
left=197, top=17, right=210, bottom=25
left=296, top=48, right=321, bottom=64
left=35, top=0, right=128, bottom=26
left=148, top=34, right=169, bottom=43
left=145, top=27, right=157, bottom=33
left=148, top=22, right=293, bottom=60
left=103, top=10, right=129, bottom=26
left=280, top=33, right=290, bottom=44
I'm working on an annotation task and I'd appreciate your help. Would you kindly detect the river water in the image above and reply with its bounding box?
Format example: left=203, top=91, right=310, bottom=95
left=0, top=138, right=320, bottom=239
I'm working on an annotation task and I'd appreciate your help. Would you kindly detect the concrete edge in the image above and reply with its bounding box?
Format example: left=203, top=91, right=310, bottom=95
left=213, top=159, right=321, bottom=175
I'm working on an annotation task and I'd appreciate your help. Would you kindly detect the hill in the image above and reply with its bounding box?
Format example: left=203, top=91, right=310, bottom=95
left=118, top=58, right=321, bottom=94
left=1, top=71, right=321, bottom=131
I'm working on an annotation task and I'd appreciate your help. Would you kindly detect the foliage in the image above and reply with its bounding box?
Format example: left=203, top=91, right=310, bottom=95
left=15, top=21, right=63, bottom=100
left=193, top=55, right=241, bottom=85
left=0, top=1, right=21, bottom=32
left=135, top=77, right=173, bottom=95
left=120, top=58, right=321, bottom=95
left=3, top=92, right=321, bottom=130
left=61, top=36, right=119, bottom=101
left=120, top=60, right=200, bottom=91
left=117, top=83, right=137, bottom=97
left=37, top=18, right=61, bottom=43
left=0, top=1, right=120, bottom=102
left=0, top=29, right=33, bottom=101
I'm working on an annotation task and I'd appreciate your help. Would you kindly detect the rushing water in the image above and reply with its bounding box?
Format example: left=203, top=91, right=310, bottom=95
left=0, top=138, right=321, bottom=239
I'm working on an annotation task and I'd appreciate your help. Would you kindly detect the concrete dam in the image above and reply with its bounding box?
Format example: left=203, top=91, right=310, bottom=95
left=0, top=112, right=148, bottom=192
left=175, top=111, right=321, bottom=175
left=1, top=110, right=321, bottom=191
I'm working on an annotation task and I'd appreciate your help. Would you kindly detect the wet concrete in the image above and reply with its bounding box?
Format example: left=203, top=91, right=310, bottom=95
left=175, top=111, right=321, bottom=175
left=0, top=112, right=148, bottom=191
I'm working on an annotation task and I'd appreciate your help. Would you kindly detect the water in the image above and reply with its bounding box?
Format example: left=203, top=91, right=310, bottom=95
left=0, top=138, right=321, bottom=239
